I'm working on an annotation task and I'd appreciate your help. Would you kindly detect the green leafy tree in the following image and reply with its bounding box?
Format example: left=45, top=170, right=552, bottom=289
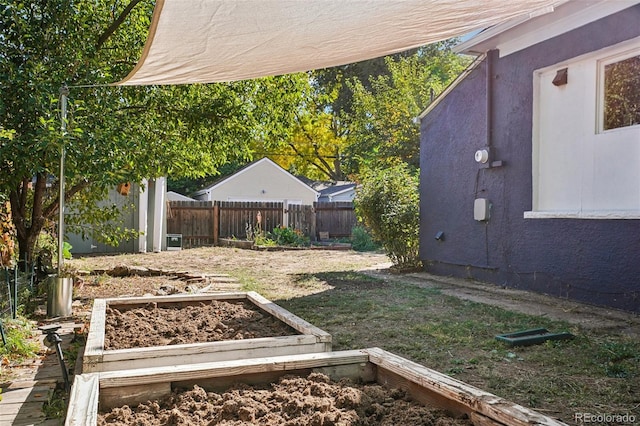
left=247, top=73, right=348, bottom=181
left=354, top=163, right=420, bottom=269
left=271, top=54, right=420, bottom=182
left=272, top=86, right=349, bottom=181
left=313, top=48, right=420, bottom=118
left=346, top=42, right=470, bottom=173
left=0, top=1, right=302, bottom=261
left=270, top=42, right=468, bottom=181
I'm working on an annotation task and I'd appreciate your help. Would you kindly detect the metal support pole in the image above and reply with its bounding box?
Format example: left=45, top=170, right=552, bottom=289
left=4, top=267, right=11, bottom=319
left=12, top=266, right=17, bottom=319
left=0, top=318, right=6, bottom=346
left=58, top=86, right=69, bottom=275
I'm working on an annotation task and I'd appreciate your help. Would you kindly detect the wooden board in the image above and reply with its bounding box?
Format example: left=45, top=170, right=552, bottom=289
left=66, top=348, right=567, bottom=426
left=82, top=291, right=331, bottom=373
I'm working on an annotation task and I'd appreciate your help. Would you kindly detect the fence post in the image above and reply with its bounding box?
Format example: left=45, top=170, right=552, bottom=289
left=213, top=202, right=219, bottom=246
left=282, top=200, right=289, bottom=228
left=310, top=203, right=317, bottom=241
left=12, top=266, right=17, bottom=319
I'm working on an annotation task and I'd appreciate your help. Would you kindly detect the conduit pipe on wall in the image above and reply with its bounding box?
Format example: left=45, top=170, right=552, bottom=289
left=486, top=50, right=495, bottom=148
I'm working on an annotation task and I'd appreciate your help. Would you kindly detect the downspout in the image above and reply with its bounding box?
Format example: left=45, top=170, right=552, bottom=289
left=486, top=49, right=496, bottom=149
left=483, top=49, right=498, bottom=268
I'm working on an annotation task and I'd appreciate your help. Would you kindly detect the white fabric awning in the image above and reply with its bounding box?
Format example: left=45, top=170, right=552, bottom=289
left=117, top=0, right=561, bottom=85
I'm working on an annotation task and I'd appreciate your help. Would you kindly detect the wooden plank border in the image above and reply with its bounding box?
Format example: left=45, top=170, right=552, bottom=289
left=82, top=292, right=332, bottom=373
left=67, top=348, right=566, bottom=426
left=364, top=347, right=565, bottom=426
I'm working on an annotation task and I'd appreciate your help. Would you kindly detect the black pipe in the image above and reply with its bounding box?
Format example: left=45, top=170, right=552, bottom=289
left=486, top=49, right=497, bottom=148
left=39, top=324, right=71, bottom=392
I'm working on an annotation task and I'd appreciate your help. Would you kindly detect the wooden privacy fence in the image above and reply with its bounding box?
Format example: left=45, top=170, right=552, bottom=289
left=167, top=201, right=357, bottom=249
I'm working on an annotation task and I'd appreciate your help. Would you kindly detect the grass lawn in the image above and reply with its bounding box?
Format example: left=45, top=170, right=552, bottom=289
left=275, top=271, right=639, bottom=425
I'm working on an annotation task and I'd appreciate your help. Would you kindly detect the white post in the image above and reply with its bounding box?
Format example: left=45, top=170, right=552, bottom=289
left=152, top=177, right=166, bottom=252
left=282, top=199, right=289, bottom=228
left=57, top=86, right=69, bottom=274
left=138, top=179, right=148, bottom=253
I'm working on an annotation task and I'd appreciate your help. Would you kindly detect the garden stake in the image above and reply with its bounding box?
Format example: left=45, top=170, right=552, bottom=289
left=39, top=324, right=71, bottom=392
left=0, top=318, right=6, bottom=346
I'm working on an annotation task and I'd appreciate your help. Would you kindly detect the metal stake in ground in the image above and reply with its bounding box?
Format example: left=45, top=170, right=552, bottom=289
left=39, top=324, right=71, bottom=392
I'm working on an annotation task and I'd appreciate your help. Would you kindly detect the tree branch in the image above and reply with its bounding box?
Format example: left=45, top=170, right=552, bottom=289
left=96, top=0, right=145, bottom=50
left=42, top=179, right=90, bottom=220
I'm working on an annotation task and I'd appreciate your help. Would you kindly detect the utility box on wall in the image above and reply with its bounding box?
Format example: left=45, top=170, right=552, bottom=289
left=166, top=234, right=182, bottom=251
left=474, top=198, right=490, bottom=221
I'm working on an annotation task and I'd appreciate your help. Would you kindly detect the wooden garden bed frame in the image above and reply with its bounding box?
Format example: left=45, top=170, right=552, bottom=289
left=83, top=291, right=331, bottom=373
left=67, top=348, right=567, bottom=426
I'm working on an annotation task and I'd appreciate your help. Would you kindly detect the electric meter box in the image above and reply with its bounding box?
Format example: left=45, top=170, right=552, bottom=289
left=474, top=199, right=490, bottom=221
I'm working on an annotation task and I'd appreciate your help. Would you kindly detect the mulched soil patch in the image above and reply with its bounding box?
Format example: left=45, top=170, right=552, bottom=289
left=98, top=372, right=472, bottom=425
left=104, top=300, right=298, bottom=350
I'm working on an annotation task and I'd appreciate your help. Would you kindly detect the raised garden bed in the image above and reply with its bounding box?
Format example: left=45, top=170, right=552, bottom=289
left=83, top=291, right=331, bottom=373
left=67, top=348, right=566, bottom=426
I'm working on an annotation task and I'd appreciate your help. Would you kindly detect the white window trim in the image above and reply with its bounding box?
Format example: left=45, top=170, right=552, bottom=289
left=526, top=36, right=640, bottom=220
left=525, top=211, right=640, bottom=219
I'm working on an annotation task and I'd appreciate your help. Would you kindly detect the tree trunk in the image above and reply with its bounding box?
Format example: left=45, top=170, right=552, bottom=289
left=9, top=174, right=90, bottom=264
left=10, top=174, right=49, bottom=263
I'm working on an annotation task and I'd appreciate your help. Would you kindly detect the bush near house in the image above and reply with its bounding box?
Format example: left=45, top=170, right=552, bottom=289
left=354, top=164, right=420, bottom=269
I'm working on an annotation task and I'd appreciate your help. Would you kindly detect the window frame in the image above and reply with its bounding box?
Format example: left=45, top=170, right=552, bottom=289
left=526, top=36, right=640, bottom=220
left=597, top=47, right=640, bottom=134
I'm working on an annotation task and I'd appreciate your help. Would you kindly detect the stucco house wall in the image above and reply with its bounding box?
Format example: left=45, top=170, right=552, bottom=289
left=419, top=4, right=640, bottom=312
left=192, top=158, right=319, bottom=205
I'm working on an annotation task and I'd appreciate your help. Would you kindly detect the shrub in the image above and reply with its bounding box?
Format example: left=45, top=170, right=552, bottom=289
left=254, top=234, right=277, bottom=247
left=270, top=226, right=309, bottom=247
left=0, top=316, right=39, bottom=364
left=350, top=225, right=380, bottom=252
left=354, top=164, right=420, bottom=269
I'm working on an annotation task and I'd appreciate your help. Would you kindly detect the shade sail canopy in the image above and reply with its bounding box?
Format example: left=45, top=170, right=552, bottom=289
left=117, top=0, right=561, bottom=85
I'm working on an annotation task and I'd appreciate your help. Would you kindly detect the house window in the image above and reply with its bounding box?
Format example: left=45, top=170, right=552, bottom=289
left=602, top=53, right=640, bottom=131
left=528, top=38, right=640, bottom=219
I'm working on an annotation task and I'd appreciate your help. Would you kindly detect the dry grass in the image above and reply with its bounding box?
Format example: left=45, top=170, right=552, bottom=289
left=70, top=246, right=391, bottom=299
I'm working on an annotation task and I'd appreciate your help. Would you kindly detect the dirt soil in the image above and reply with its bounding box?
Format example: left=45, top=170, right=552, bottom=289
left=97, top=372, right=472, bottom=426
left=105, top=300, right=297, bottom=350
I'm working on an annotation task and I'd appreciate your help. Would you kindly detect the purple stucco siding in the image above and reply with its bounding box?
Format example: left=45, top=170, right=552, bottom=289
left=419, top=5, right=640, bottom=312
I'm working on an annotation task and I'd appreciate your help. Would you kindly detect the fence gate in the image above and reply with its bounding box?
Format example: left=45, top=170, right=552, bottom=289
left=287, top=204, right=315, bottom=238
left=166, top=201, right=215, bottom=249
left=314, top=202, right=357, bottom=238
